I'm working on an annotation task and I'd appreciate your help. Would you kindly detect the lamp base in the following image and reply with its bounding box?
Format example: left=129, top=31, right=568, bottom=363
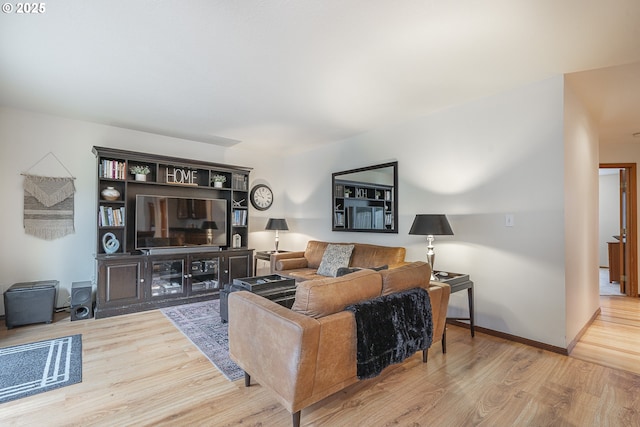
left=427, top=260, right=437, bottom=281
left=427, top=235, right=437, bottom=281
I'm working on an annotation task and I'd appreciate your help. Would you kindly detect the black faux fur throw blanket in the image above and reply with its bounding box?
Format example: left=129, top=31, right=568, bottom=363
left=345, top=287, right=433, bottom=379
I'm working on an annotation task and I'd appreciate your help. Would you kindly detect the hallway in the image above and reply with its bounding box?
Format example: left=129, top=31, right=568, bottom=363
left=571, top=295, right=640, bottom=375
left=599, top=267, right=624, bottom=296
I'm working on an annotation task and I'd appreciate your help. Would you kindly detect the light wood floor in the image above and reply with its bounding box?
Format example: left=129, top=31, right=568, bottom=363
left=1, top=300, right=640, bottom=426
left=570, top=295, right=640, bottom=376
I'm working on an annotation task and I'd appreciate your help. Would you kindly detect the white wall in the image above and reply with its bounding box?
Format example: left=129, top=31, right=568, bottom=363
left=599, top=173, right=620, bottom=266
left=282, top=76, right=571, bottom=347
left=0, top=107, right=280, bottom=313
left=563, top=82, right=600, bottom=348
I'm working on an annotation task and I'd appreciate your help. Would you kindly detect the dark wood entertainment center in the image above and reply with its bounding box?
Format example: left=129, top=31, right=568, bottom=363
left=93, top=146, right=254, bottom=318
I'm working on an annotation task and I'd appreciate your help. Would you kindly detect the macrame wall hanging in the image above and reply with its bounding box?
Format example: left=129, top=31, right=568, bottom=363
left=21, top=152, right=76, bottom=240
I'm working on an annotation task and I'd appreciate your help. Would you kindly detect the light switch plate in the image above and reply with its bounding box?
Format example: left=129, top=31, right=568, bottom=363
left=505, top=214, right=514, bottom=227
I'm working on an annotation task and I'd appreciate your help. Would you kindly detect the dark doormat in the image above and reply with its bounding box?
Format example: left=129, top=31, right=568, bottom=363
left=0, top=334, right=82, bottom=404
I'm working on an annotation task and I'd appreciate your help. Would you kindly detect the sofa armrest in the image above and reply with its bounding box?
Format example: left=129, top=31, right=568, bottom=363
left=271, top=251, right=307, bottom=273
left=228, top=291, right=320, bottom=412
left=275, top=258, right=309, bottom=272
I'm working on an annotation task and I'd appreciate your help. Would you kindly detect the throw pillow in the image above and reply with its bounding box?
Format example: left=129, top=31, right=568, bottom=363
left=336, top=267, right=360, bottom=277
left=336, top=264, right=389, bottom=277
left=317, top=244, right=355, bottom=277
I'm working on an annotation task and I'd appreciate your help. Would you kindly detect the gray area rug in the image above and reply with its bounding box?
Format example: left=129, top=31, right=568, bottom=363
left=0, top=334, right=82, bottom=404
left=161, top=299, right=243, bottom=381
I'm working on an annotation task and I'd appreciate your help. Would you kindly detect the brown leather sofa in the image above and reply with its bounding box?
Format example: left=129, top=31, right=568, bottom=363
left=270, top=240, right=407, bottom=281
left=228, top=261, right=450, bottom=427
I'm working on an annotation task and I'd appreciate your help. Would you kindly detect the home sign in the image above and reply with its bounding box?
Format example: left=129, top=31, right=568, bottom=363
left=166, top=167, right=198, bottom=185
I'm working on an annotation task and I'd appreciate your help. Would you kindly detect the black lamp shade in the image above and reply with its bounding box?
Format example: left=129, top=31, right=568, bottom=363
left=201, top=221, right=218, bottom=230
left=409, top=214, right=453, bottom=236
left=265, top=218, right=289, bottom=231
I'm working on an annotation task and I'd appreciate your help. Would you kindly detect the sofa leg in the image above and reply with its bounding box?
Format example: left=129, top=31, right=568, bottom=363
left=422, top=348, right=428, bottom=363
left=442, top=327, right=447, bottom=354
left=292, top=410, right=301, bottom=427
left=244, top=372, right=251, bottom=387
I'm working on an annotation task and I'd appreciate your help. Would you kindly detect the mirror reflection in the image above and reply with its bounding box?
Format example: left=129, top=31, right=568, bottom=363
left=332, top=161, right=398, bottom=233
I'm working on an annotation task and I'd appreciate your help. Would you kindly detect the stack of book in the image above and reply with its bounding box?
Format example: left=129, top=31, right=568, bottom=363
left=99, top=206, right=125, bottom=227
left=99, top=159, right=126, bottom=179
left=232, top=174, right=248, bottom=191
left=233, top=209, right=247, bottom=226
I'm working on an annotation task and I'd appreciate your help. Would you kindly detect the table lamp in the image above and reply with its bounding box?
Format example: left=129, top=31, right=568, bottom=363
left=201, top=221, right=218, bottom=244
left=409, top=214, right=453, bottom=280
left=265, top=218, right=288, bottom=252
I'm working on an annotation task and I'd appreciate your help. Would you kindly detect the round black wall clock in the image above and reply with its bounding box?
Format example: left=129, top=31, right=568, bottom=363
left=250, top=184, right=274, bottom=210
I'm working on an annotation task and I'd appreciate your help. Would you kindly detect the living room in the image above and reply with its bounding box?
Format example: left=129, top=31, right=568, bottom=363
left=0, top=72, right=610, bottom=349
left=1, top=2, right=640, bottom=425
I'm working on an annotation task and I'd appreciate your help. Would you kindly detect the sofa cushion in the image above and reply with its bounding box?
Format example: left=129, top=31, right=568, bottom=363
left=291, top=269, right=382, bottom=318
left=380, top=261, right=431, bottom=295
left=317, top=244, right=355, bottom=277
left=350, top=244, right=406, bottom=268
left=275, top=241, right=407, bottom=276
left=303, top=241, right=331, bottom=268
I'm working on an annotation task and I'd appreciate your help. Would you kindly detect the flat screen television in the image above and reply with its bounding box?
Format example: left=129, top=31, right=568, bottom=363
left=135, top=195, right=228, bottom=251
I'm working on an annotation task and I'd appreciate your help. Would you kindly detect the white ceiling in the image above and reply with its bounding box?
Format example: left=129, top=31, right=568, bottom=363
left=566, top=61, right=640, bottom=145
left=1, top=1, right=640, bottom=153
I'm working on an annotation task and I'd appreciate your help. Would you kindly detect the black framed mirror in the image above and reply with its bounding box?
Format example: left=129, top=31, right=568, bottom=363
left=332, top=161, right=398, bottom=233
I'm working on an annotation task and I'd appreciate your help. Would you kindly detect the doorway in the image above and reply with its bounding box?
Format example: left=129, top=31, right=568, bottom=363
left=599, top=163, right=638, bottom=297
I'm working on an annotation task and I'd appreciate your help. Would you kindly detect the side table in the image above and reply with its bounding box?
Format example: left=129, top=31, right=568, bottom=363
left=433, top=271, right=474, bottom=339
left=254, top=250, right=289, bottom=274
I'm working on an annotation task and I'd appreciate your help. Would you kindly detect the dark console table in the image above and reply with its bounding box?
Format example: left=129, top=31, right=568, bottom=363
left=433, top=271, right=474, bottom=339
left=254, top=250, right=290, bottom=274
left=220, top=274, right=296, bottom=322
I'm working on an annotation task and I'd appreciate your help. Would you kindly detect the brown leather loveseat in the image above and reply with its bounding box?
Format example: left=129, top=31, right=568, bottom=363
left=271, top=240, right=407, bottom=281
left=228, top=261, right=450, bottom=427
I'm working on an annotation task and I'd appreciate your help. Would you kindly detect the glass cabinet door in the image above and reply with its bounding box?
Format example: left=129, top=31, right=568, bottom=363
left=150, top=258, right=185, bottom=297
left=189, top=256, right=221, bottom=293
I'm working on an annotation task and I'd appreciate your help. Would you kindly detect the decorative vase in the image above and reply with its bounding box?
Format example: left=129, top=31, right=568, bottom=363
left=135, top=174, right=147, bottom=181
left=214, top=181, right=223, bottom=188
left=101, top=186, right=121, bottom=201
